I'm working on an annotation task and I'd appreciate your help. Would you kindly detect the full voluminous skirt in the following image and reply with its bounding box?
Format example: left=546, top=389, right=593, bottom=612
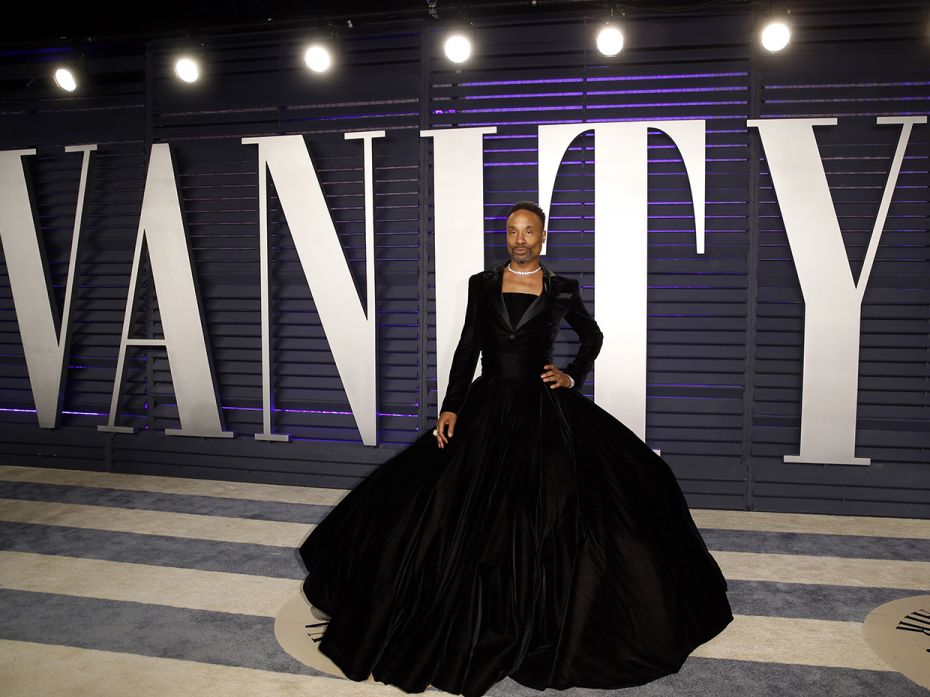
left=299, top=374, right=733, bottom=697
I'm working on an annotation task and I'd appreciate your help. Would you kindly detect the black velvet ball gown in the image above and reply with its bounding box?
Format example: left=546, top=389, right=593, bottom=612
left=298, top=261, right=733, bottom=697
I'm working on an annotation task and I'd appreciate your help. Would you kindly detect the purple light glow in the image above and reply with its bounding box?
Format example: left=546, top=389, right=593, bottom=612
left=588, top=114, right=741, bottom=123
left=287, top=436, right=382, bottom=445
left=765, top=80, right=930, bottom=89
left=483, top=127, right=745, bottom=137
left=296, top=111, right=419, bottom=123
left=588, top=86, right=748, bottom=97
left=587, top=100, right=747, bottom=110
left=222, top=405, right=415, bottom=418
left=648, top=383, right=744, bottom=388
left=453, top=86, right=750, bottom=101
left=459, top=77, right=586, bottom=87
left=761, top=111, right=928, bottom=119
left=0, top=407, right=116, bottom=417
left=456, top=105, right=581, bottom=114
left=485, top=144, right=744, bottom=155
left=453, top=101, right=747, bottom=114
left=441, top=114, right=746, bottom=128
left=645, top=158, right=744, bottom=163
left=485, top=196, right=740, bottom=207
left=587, top=72, right=748, bottom=82
left=458, top=73, right=747, bottom=88
left=456, top=91, right=586, bottom=100
left=443, top=118, right=593, bottom=127
left=0, top=406, right=417, bottom=422
left=765, top=96, right=930, bottom=104
left=649, top=395, right=733, bottom=400
left=448, top=85, right=749, bottom=102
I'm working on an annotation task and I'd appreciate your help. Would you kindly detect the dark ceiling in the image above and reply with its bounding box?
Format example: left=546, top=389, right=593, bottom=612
left=3, top=1, right=750, bottom=44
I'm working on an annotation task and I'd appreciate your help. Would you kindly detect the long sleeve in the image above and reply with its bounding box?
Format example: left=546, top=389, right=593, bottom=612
left=439, top=274, right=481, bottom=414
left=562, top=279, right=603, bottom=391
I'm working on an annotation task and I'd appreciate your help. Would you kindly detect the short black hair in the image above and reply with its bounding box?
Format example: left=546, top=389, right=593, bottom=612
left=505, top=200, right=546, bottom=229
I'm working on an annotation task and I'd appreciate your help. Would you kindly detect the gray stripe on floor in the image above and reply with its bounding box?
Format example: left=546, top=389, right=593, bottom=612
left=0, top=590, right=921, bottom=697
left=0, top=522, right=922, bottom=625
left=0, top=522, right=306, bottom=579
left=3, top=482, right=928, bottom=563
left=724, top=580, right=922, bottom=622
left=0, top=481, right=930, bottom=561
left=0, top=481, right=329, bottom=523
left=557, top=656, right=923, bottom=697
left=0, top=589, right=318, bottom=676
left=700, top=528, right=930, bottom=562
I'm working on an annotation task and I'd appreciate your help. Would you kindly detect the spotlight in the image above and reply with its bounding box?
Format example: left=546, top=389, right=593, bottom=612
left=174, top=56, right=201, bottom=83
left=304, top=44, right=333, bottom=73
left=443, top=32, right=472, bottom=64
left=53, top=66, right=78, bottom=92
left=596, top=23, right=624, bottom=56
left=760, top=19, right=791, bottom=52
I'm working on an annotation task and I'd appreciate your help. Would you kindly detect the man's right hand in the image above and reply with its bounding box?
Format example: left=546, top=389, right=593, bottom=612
left=434, top=411, right=457, bottom=448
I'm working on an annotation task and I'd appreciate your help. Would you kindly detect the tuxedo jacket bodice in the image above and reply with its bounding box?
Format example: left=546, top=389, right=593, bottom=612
left=440, top=261, right=604, bottom=414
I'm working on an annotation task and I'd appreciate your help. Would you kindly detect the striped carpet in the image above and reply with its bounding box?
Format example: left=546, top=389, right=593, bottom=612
left=0, top=464, right=927, bottom=696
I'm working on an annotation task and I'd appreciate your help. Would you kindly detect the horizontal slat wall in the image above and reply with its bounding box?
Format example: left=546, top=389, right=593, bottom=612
left=146, top=28, right=422, bottom=449
left=750, top=3, right=930, bottom=515
left=0, top=1, right=927, bottom=515
left=424, top=11, right=754, bottom=509
left=0, top=27, right=424, bottom=485
left=0, top=41, right=147, bottom=457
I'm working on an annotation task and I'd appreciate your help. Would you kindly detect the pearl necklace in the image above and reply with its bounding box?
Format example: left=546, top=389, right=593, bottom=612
left=507, top=263, right=542, bottom=276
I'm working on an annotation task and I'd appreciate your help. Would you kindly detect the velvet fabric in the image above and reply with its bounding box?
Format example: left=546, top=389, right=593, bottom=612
left=439, top=261, right=604, bottom=414
left=299, top=261, right=733, bottom=697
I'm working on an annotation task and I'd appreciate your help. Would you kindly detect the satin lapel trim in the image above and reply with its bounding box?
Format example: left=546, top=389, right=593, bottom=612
left=494, top=261, right=554, bottom=332
left=513, top=264, right=551, bottom=332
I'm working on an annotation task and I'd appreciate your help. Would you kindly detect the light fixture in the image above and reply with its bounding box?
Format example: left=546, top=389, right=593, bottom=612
left=53, top=66, right=78, bottom=92
left=443, top=32, right=472, bottom=64
left=304, top=43, right=333, bottom=73
left=596, top=23, right=624, bottom=56
left=760, top=17, right=791, bottom=52
left=174, top=56, right=201, bottom=83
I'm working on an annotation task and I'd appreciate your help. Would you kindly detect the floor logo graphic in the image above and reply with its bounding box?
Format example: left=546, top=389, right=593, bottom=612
left=863, top=595, right=930, bottom=690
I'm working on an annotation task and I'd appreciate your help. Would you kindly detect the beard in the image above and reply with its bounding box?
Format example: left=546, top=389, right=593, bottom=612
left=509, top=247, right=536, bottom=265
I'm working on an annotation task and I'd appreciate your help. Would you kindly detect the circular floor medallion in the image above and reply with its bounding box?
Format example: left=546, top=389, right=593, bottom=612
left=863, top=594, right=930, bottom=690
left=273, top=592, right=376, bottom=683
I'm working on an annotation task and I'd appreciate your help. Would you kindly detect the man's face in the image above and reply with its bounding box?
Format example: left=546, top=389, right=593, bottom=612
left=506, top=209, right=546, bottom=265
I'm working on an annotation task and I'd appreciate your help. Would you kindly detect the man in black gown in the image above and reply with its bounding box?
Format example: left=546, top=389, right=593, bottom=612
left=299, top=200, right=733, bottom=697
left=434, top=200, right=586, bottom=448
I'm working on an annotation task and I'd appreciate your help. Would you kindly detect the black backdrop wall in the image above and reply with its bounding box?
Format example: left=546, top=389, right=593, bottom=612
left=0, top=1, right=928, bottom=517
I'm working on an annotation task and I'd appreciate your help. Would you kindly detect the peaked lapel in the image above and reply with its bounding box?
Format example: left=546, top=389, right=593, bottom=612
left=490, top=260, right=554, bottom=333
